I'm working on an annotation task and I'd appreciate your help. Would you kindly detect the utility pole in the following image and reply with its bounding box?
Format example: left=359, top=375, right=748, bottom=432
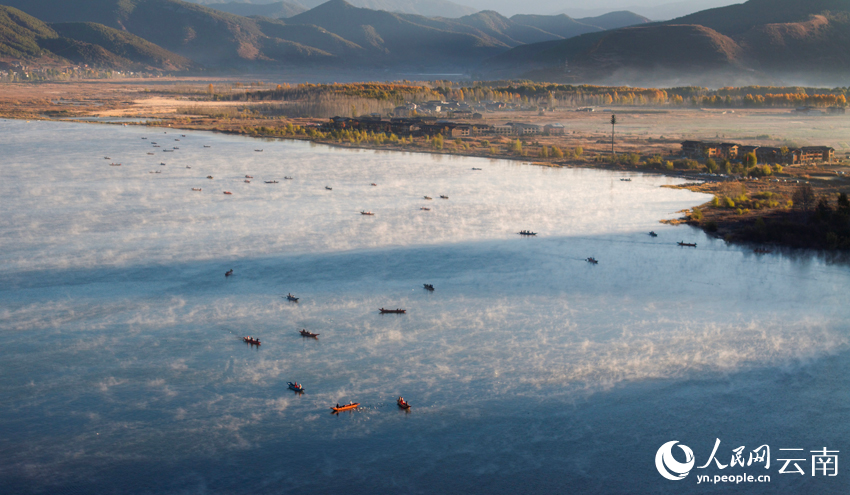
left=611, top=114, right=616, bottom=155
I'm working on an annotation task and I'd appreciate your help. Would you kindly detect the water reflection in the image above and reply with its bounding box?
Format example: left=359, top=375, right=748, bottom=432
left=0, top=120, right=847, bottom=494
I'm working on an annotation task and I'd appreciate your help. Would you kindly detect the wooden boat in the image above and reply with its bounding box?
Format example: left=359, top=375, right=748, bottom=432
left=649, top=231, right=658, bottom=237
left=423, top=196, right=432, bottom=200
left=173, top=147, right=179, bottom=150
left=186, top=166, right=191, bottom=168
left=225, top=269, right=233, bottom=277
left=586, top=257, right=598, bottom=264
left=288, top=382, right=304, bottom=392
left=620, top=178, right=632, bottom=181
left=163, top=150, right=173, bottom=152
left=331, top=402, right=359, bottom=412
left=243, top=336, right=261, bottom=345
left=223, top=191, right=232, bottom=195
left=154, top=171, right=161, bottom=174
left=109, top=163, right=121, bottom=166
left=517, top=230, right=537, bottom=236
left=141, top=137, right=147, bottom=140
left=244, top=180, right=251, bottom=183
left=754, top=248, right=772, bottom=254
left=265, top=180, right=279, bottom=184
left=379, top=308, right=406, bottom=314
left=204, top=145, right=211, bottom=148
left=440, top=195, right=448, bottom=199
left=191, top=188, right=202, bottom=191
left=284, top=177, right=293, bottom=180
left=175, top=139, right=180, bottom=141
left=104, top=157, right=111, bottom=159
left=370, top=183, right=377, bottom=186
left=361, top=211, right=375, bottom=215
left=423, top=284, right=434, bottom=291
left=299, top=329, right=319, bottom=338
left=472, top=167, right=482, bottom=170
left=160, top=162, right=166, bottom=166
left=207, top=176, right=214, bottom=179
left=420, top=207, right=431, bottom=211
left=147, top=152, right=154, bottom=155
left=255, top=149, right=263, bottom=152
left=678, top=241, right=697, bottom=247
left=286, top=293, right=299, bottom=302
left=397, top=397, right=411, bottom=410
left=325, top=186, right=333, bottom=190
left=245, top=175, right=253, bottom=179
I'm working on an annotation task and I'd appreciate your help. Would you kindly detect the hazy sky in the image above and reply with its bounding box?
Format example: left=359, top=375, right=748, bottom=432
left=455, top=0, right=743, bottom=19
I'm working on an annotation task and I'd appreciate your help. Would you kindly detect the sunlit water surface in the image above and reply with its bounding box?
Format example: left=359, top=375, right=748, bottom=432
left=1, top=121, right=848, bottom=494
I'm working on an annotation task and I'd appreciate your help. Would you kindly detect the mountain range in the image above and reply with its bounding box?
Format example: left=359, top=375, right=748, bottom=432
left=0, top=0, right=651, bottom=69
left=185, top=0, right=478, bottom=18
left=2, top=0, right=848, bottom=86
left=205, top=1, right=307, bottom=19
left=0, top=5, right=195, bottom=70
left=485, top=0, right=850, bottom=85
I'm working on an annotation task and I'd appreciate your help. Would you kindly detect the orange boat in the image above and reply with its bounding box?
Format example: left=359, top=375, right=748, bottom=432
left=223, top=191, right=232, bottom=195
left=331, top=402, right=360, bottom=412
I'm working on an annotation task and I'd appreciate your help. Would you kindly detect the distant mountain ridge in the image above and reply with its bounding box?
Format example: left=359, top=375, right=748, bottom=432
left=0, top=5, right=196, bottom=70
left=485, top=0, right=850, bottom=85
left=186, top=0, right=478, bottom=17
left=205, top=1, right=306, bottom=18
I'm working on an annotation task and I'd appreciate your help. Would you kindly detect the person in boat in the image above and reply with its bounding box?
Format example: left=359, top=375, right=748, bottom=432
left=336, top=403, right=340, bottom=408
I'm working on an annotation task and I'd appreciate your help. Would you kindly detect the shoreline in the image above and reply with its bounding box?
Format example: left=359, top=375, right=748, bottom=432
left=10, top=113, right=850, bottom=251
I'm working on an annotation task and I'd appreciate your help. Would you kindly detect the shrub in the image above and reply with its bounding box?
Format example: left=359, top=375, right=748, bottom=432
left=691, top=208, right=704, bottom=221
left=711, top=196, right=720, bottom=207
left=664, top=161, right=675, bottom=171
left=551, top=146, right=564, bottom=158
left=705, top=158, right=718, bottom=173
left=574, top=145, right=583, bottom=157
left=724, top=196, right=736, bottom=208
left=481, top=140, right=490, bottom=148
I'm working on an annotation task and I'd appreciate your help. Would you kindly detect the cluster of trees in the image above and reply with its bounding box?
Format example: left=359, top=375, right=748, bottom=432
left=693, top=93, right=848, bottom=108
left=437, top=82, right=850, bottom=109
left=223, top=82, right=440, bottom=105
left=739, top=190, right=850, bottom=249
left=0, top=67, right=138, bottom=82
left=710, top=189, right=785, bottom=215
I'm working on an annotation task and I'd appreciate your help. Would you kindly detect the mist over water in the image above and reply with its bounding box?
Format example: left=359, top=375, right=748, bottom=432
left=1, top=120, right=848, bottom=494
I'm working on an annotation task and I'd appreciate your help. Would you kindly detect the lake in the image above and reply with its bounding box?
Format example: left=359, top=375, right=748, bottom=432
left=1, top=120, right=848, bottom=494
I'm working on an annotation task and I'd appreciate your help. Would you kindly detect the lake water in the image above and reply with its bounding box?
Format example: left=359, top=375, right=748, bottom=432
left=1, top=120, right=848, bottom=494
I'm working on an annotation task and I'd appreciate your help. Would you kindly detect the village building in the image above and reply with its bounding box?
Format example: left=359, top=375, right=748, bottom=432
left=544, top=123, right=565, bottom=135
left=755, top=147, right=784, bottom=163
left=799, top=146, right=835, bottom=163
left=512, top=123, right=541, bottom=135
left=493, top=124, right=515, bottom=136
